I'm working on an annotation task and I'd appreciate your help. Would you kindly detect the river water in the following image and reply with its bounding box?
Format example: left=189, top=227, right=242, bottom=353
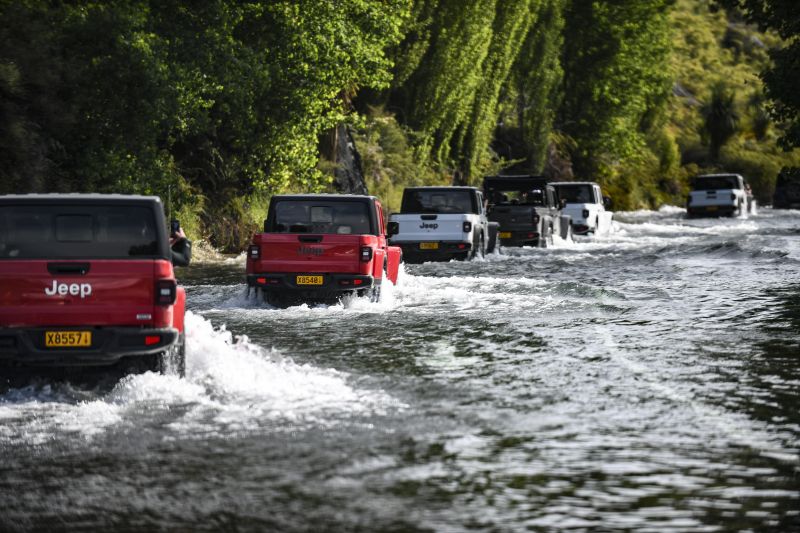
left=1, top=207, right=799, bottom=531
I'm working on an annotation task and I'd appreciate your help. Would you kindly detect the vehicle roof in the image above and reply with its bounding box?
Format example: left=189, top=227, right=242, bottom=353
left=0, top=193, right=162, bottom=204
left=402, top=186, right=478, bottom=191
left=694, top=173, right=743, bottom=178
left=272, top=194, right=377, bottom=201
left=483, top=175, right=550, bottom=188
left=551, top=182, right=599, bottom=187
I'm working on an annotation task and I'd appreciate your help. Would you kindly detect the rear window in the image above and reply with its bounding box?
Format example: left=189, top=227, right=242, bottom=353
left=267, top=201, right=373, bottom=234
left=401, top=190, right=477, bottom=214
left=0, top=205, right=160, bottom=259
left=692, top=176, right=739, bottom=190
left=487, top=188, right=546, bottom=206
left=555, top=185, right=594, bottom=203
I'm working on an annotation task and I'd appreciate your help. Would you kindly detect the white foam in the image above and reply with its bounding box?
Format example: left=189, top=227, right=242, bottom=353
left=0, top=312, right=401, bottom=443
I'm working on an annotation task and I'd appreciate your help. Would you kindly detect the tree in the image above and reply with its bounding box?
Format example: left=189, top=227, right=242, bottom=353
left=512, top=0, right=565, bottom=173
left=558, top=0, right=673, bottom=178
left=716, top=0, right=800, bottom=148
left=703, top=83, right=740, bottom=162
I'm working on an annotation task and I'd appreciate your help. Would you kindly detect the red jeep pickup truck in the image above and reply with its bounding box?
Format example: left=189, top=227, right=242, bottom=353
left=246, top=194, right=402, bottom=307
left=0, top=194, right=186, bottom=376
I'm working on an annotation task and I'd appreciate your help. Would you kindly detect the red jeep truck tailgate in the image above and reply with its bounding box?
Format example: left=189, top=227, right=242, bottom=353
left=249, top=234, right=366, bottom=273
left=0, top=260, right=155, bottom=328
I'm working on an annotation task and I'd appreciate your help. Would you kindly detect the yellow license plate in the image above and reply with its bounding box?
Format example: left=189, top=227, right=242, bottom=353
left=419, top=242, right=439, bottom=250
left=296, top=275, right=323, bottom=285
left=707, top=206, right=718, bottom=211
left=45, top=331, right=91, bottom=348
left=499, top=232, right=512, bottom=239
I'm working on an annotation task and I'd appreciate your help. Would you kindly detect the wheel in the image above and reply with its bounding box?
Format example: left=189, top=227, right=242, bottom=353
left=135, top=333, right=186, bottom=377
left=167, top=333, right=186, bottom=377
left=486, top=224, right=498, bottom=254
left=264, top=291, right=290, bottom=308
left=471, top=233, right=485, bottom=260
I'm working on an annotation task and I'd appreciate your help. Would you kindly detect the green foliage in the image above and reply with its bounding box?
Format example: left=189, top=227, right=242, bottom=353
left=702, top=83, right=740, bottom=161
left=716, top=0, right=800, bottom=148
left=3, top=0, right=798, bottom=250
left=355, top=107, right=446, bottom=213
left=559, top=0, right=673, bottom=178
left=511, top=0, right=565, bottom=173
left=0, top=0, right=409, bottom=250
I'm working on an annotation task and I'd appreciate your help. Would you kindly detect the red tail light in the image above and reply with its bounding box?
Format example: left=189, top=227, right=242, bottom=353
left=155, top=279, right=177, bottom=306
left=360, top=246, right=373, bottom=262
left=248, top=245, right=261, bottom=260
left=145, top=335, right=161, bottom=346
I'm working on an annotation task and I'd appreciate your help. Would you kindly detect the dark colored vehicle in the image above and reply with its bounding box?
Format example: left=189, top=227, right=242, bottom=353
left=773, top=167, right=800, bottom=209
left=483, top=175, right=570, bottom=247
left=246, top=194, right=402, bottom=307
left=0, top=194, right=187, bottom=375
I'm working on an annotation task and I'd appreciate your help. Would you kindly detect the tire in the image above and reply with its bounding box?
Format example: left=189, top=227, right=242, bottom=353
left=157, top=333, right=186, bottom=377
left=470, top=233, right=485, bottom=260
left=537, top=221, right=547, bottom=248
left=135, top=333, right=186, bottom=377
left=264, top=291, right=290, bottom=309
left=486, top=224, right=498, bottom=254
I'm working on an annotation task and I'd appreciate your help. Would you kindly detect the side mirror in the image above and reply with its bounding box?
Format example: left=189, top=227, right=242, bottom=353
left=387, top=221, right=399, bottom=237
left=559, top=198, right=567, bottom=209
left=603, top=196, right=613, bottom=210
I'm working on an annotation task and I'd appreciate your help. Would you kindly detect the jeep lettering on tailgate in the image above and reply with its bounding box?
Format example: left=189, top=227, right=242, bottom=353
left=45, top=280, right=92, bottom=298
left=298, top=246, right=324, bottom=256
left=419, top=222, right=439, bottom=229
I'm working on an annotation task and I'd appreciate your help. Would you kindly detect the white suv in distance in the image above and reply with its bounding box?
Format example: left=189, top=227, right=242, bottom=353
left=552, top=182, right=613, bottom=235
left=687, top=174, right=754, bottom=218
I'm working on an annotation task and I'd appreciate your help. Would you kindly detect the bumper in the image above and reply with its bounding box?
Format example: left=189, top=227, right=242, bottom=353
left=0, top=327, right=179, bottom=366
left=572, top=224, right=591, bottom=235
left=393, top=241, right=472, bottom=263
left=247, top=272, right=376, bottom=293
left=498, top=230, right=539, bottom=247
left=687, top=205, right=737, bottom=217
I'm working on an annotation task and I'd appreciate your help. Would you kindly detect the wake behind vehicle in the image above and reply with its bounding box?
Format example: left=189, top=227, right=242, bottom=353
left=483, top=175, right=571, bottom=247
left=773, top=167, right=800, bottom=209
left=0, top=194, right=187, bottom=376
left=686, top=173, right=754, bottom=218
left=246, top=194, right=401, bottom=307
left=388, top=187, right=496, bottom=263
left=552, top=181, right=613, bottom=235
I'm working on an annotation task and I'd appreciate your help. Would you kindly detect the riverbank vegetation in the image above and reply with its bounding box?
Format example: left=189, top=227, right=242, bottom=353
left=1, top=1, right=797, bottom=250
